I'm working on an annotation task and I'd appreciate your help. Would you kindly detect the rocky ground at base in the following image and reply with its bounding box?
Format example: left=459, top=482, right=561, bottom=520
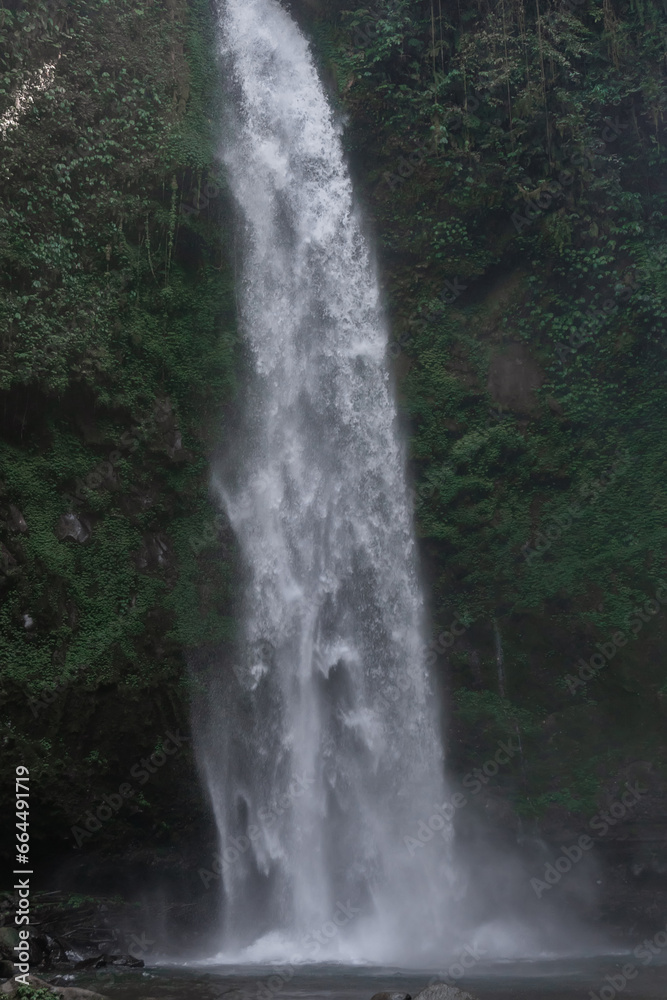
left=0, top=893, right=148, bottom=982
left=0, top=972, right=108, bottom=998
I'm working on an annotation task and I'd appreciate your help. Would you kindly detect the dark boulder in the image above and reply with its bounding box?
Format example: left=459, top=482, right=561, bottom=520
left=413, top=985, right=480, bottom=1000
left=0, top=974, right=108, bottom=998
left=370, top=992, right=412, bottom=1000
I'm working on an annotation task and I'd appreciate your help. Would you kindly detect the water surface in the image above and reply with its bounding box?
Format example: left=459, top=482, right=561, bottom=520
left=69, top=958, right=667, bottom=1000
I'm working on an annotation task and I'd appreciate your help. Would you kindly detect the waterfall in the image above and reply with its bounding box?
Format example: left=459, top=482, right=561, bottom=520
left=197, top=0, right=458, bottom=965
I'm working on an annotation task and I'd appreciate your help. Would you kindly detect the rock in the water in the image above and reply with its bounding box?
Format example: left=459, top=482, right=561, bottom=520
left=0, top=974, right=109, bottom=999
left=73, top=955, right=107, bottom=970
left=218, top=990, right=249, bottom=1000
left=370, top=992, right=412, bottom=1000
left=413, top=985, right=479, bottom=1000
left=111, top=954, right=144, bottom=967
left=57, top=989, right=109, bottom=999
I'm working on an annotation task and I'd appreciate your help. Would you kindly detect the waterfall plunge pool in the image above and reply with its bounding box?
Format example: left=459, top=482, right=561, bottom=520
left=60, top=957, right=667, bottom=1000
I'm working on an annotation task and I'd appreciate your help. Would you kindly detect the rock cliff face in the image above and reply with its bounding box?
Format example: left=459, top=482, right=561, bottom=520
left=1, top=0, right=666, bottom=946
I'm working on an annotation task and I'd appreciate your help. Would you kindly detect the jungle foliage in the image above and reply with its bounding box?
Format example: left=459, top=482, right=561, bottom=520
left=1, top=0, right=667, bottom=853
left=0, top=0, right=236, bottom=850
left=307, top=0, right=667, bottom=813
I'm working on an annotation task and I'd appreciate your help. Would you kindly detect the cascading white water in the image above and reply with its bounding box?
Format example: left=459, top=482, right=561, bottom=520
left=198, top=0, right=460, bottom=966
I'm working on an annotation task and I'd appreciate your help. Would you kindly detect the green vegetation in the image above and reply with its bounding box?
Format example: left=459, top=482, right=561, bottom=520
left=0, top=0, right=237, bottom=847
left=1, top=0, right=666, bottom=857
left=307, top=0, right=667, bottom=815
left=16, top=987, right=61, bottom=1000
